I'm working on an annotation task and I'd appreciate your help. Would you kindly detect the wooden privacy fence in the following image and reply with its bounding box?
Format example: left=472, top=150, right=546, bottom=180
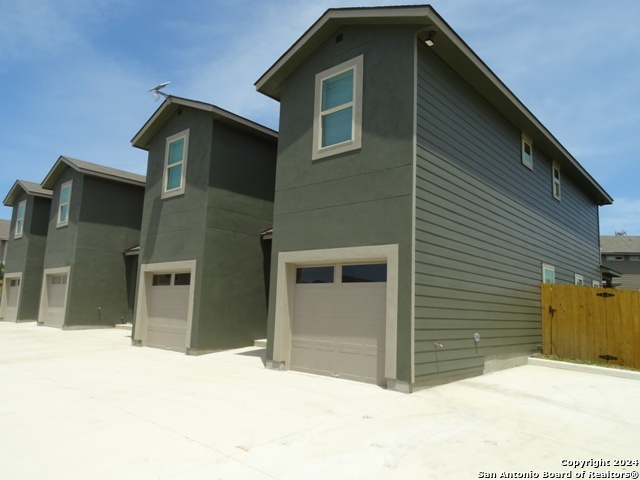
left=541, top=284, right=640, bottom=370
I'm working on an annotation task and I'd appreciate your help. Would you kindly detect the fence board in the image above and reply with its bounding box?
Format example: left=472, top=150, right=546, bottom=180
left=540, top=284, right=640, bottom=370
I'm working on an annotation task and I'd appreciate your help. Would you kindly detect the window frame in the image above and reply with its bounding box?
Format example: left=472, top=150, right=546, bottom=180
left=574, top=274, right=584, bottom=286
left=162, top=129, right=190, bottom=199
left=521, top=133, right=533, bottom=170
left=542, top=263, right=555, bottom=284
left=592, top=280, right=601, bottom=288
left=552, top=162, right=561, bottom=200
left=14, top=200, right=26, bottom=239
left=57, top=180, right=72, bottom=228
left=312, top=55, right=364, bottom=161
left=605, top=255, right=624, bottom=261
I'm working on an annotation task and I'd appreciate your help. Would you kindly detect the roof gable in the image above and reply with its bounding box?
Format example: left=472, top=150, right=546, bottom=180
left=3, top=179, right=53, bottom=207
left=131, top=95, right=278, bottom=150
left=41, top=156, right=146, bottom=189
left=255, top=5, right=612, bottom=206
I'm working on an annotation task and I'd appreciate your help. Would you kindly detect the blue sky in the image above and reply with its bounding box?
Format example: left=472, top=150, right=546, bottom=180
left=1, top=0, right=639, bottom=234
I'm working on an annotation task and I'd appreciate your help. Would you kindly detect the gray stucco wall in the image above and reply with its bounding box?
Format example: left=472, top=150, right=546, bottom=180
left=44, top=168, right=144, bottom=327
left=4, top=192, right=50, bottom=321
left=266, top=24, right=418, bottom=381
left=137, top=106, right=277, bottom=351
left=413, top=45, right=602, bottom=385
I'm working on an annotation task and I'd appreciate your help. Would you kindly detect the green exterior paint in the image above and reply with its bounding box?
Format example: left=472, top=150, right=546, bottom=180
left=413, top=46, right=602, bottom=386
left=266, top=24, right=419, bottom=382
left=42, top=167, right=144, bottom=327
left=262, top=12, right=608, bottom=389
left=3, top=191, right=50, bottom=321
left=136, top=103, right=277, bottom=352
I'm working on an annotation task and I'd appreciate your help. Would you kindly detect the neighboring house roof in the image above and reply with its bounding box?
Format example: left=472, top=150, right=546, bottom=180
left=131, top=95, right=278, bottom=150
left=41, top=156, right=146, bottom=189
left=0, top=219, right=10, bottom=241
left=600, top=236, right=640, bottom=254
left=3, top=180, right=53, bottom=207
left=255, top=4, right=613, bottom=207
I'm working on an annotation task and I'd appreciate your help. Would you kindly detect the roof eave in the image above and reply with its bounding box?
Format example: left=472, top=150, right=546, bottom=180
left=131, top=95, right=278, bottom=150
left=254, top=5, right=612, bottom=205
left=3, top=180, right=53, bottom=206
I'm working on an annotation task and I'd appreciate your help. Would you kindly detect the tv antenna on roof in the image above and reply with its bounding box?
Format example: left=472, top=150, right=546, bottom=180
left=149, top=81, right=170, bottom=101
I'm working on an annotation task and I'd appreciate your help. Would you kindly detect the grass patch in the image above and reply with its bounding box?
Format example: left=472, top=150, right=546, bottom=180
left=537, top=354, right=640, bottom=373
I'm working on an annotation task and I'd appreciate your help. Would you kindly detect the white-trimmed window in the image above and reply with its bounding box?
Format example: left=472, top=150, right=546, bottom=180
left=552, top=163, right=561, bottom=200
left=542, top=264, right=555, bottom=284
left=15, top=200, right=26, bottom=238
left=605, top=255, right=624, bottom=261
left=57, top=181, right=72, bottom=227
left=312, top=55, right=364, bottom=160
left=522, top=133, right=533, bottom=170
left=574, top=274, right=584, bottom=286
left=162, top=129, right=189, bottom=199
left=592, top=280, right=601, bottom=287
left=630, top=256, right=640, bottom=262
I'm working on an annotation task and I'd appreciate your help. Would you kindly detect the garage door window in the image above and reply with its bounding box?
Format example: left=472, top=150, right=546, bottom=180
left=342, top=264, right=387, bottom=283
left=51, top=275, right=67, bottom=285
left=152, top=273, right=190, bottom=286
left=152, top=274, right=172, bottom=286
left=10, top=279, right=20, bottom=287
left=296, top=266, right=334, bottom=284
left=174, top=273, right=191, bottom=285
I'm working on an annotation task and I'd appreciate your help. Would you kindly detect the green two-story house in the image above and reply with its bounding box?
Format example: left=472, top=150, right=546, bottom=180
left=131, top=96, right=277, bottom=354
left=1, top=181, right=52, bottom=322
left=256, top=5, right=612, bottom=391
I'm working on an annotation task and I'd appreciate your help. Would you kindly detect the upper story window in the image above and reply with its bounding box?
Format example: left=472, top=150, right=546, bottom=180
left=552, top=163, right=561, bottom=200
left=57, top=181, right=72, bottom=228
left=15, top=200, right=26, bottom=239
left=605, top=255, right=624, bottom=261
left=630, top=256, right=640, bottom=262
left=312, top=55, right=363, bottom=160
left=522, top=133, right=533, bottom=170
left=162, top=129, right=189, bottom=199
left=542, top=263, right=555, bottom=284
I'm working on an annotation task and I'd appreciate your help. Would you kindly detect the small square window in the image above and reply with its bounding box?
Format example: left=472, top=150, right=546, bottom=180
left=162, top=130, right=189, bottom=199
left=312, top=55, right=364, bottom=160
left=542, top=264, right=555, bottom=284
left=592, top=280, right=601, bottom=287
left=522, top=133, right=533, bottom=170
left=574, top=274, right=584, bottom=286
left=57, top=181, right=72, bottom=227
left=15, top=200, right=26, bottom=239
left=605, top=255, right=624, bottom=261
left=630, top=256, right=640, bottom=262
left=552, top=163, right=561, bottom=200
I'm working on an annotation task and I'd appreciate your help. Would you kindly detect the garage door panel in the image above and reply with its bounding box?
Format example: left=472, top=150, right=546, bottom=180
left=4, top=281, right=20, bottom=321
left=146, top=274, right=190, bottom=352
left=43, top=274, right=68, bottom=327
left=291, top=264, right=387, bottom=386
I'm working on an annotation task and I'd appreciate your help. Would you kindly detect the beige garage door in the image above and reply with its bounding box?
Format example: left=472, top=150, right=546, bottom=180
left=4, top=277, right=21, bottom=321
left=43, top=274, right=68, bottom=327
left=291, top=263, right=387, bottom=386
left=146, top=272, right=191, bottom=352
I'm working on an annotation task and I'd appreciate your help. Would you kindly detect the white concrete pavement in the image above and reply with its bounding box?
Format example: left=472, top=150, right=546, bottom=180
left=1, top=321, right=639, bottom=480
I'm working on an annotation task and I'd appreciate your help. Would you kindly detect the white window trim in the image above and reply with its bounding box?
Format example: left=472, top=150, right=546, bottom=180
left=162, top=129, right=190, bottom=199
left=592, top=280, right=601, bottom=287
left=522, top=133, right=533, bottom=170
left=542, top=263, right=555, bottom=284
left=57, top=180, right=72, bottom=228
left=605, top=255, right=624, bottom=261
left=574, top=274, right=584, bottom=286
left=312, top=55, right=364, bottom=161
left=14, top=200, right=26, bottom=239
left=552, top=162, right=561, bottom=200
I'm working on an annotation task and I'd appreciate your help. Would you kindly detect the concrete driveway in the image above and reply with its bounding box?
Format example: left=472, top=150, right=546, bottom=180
left=1, top=322, right=639, bottom=480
